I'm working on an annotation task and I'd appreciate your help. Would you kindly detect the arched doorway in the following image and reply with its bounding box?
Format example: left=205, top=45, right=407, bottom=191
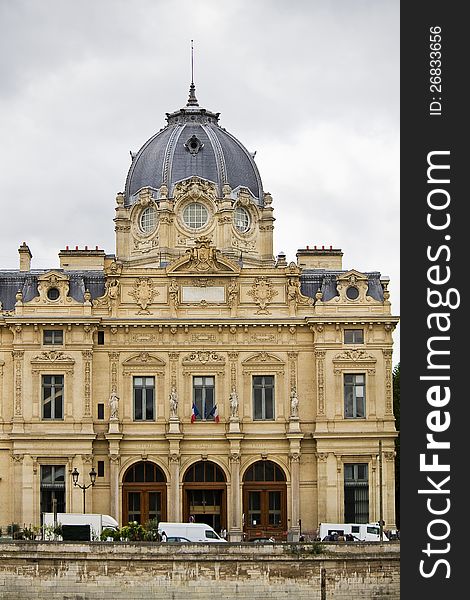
left=243, top=460, right=287, bottom=541
left=122, top=461, right=167, bottom=525
left=183, top=461, right=227, bottom=533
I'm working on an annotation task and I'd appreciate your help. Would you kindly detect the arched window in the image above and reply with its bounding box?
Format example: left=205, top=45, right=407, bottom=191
left=243, top=460, right=287, bottom=541
left=122, top=461, right=166, bottom=525
left=183, top=461, right=226, bottom=532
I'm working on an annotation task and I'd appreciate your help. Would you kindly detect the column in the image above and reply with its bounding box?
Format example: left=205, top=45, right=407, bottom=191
left=289, top=452, right=301, bottom=541
left=229, top=452, right=242, bottom=541
left=168, top=453, right=181, bottom=522
left=109, top=454, right=120, bottom=521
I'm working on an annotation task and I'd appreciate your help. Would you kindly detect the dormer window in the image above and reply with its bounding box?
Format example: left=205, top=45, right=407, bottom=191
left=184, top=135, right=203, bottom=155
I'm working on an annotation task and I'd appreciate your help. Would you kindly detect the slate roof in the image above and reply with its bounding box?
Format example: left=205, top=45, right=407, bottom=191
left=124, top=85, right=263, bottom=206
left=0, top=270, right=106, bottom=312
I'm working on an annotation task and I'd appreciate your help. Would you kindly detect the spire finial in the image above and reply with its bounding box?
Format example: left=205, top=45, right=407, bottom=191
left=187, top=39, right=199, bottom=106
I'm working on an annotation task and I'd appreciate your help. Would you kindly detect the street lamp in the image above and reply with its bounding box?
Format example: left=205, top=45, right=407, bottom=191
left=72, top=467, right=97, bottom=513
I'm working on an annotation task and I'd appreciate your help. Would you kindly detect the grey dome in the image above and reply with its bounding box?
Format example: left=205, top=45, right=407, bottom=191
left=124, top=85, right=264, bottom=206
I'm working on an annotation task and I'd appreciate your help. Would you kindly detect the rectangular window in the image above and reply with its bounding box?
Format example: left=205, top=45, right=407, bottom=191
left=253, top=375, right=275, bottom=420
left=344, top=373, right=365, bottom=418
left=43, top=330, right=63, bottom=345
left=97, top=461, right=105, bottom=477
left=133, top=376, right=155, bottom=421
left=97, top=403, right=105, bottom=420
left=97, top=330, right=105, bottom=345
left=344, top=463, right=369, bottom=523
left=193, top=376, right=215, bottom=420
left=344, top=329, right=364, bottom=344
left=40, top=465, right=66, bottom=521
left=42, top=375, right=64, bottom=420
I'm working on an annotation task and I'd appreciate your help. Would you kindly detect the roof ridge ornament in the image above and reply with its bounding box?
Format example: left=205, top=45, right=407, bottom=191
left=186, top=39, right=199, bottom=107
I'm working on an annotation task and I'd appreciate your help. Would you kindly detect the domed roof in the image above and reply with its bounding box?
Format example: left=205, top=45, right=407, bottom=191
left=124, top=84, right=264, bottom=206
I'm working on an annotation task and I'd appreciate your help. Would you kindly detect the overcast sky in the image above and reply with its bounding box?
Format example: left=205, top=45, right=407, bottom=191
left=0, top=0, right=399, bottom=364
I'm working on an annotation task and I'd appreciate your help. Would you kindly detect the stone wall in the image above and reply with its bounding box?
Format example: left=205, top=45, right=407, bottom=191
left=0, top=541, right=399, bottom=599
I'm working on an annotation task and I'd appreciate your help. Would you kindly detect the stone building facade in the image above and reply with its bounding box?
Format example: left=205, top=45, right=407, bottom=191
left=0, top=84, right=398, bottom=541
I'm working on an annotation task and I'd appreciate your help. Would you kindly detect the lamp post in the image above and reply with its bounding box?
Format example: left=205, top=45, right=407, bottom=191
left=72, top=467, right=97, bottom=513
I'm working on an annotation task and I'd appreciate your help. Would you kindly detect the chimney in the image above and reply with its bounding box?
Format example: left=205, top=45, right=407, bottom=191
left=18, top=242, right=32, bottom=272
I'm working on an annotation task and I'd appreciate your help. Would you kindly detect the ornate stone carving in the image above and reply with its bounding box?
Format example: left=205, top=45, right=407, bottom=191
left=183, top=351, right=225, bottom=365
left=129, top=277, right=158, bottom=313
left=173, top=176, right=217, bottom=202
left=227, top=278, right=239, bottom=308
left=286, top=277, right=313, bottom=310
left=32, top=351, right=74, bottom=363
left=334, top=349, right=376, bottom=362
left=168, top=279, right=179, bottom=309
left=247, top=277, right=278, bottom=314
left=94, top=277, right=120, bottom=312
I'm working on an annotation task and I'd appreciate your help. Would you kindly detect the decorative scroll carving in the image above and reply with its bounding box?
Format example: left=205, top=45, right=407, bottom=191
left=383, top=348, right=393, bottom=414
left=82, top=350, right=93, bottom=417
left=315, top=350, right=326, bottom=415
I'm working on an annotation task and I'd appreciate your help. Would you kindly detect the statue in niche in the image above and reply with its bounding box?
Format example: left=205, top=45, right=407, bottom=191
left=109, top=391, right=120, bottom=420
left=229, top=386, right=239, bottom=418
left=290, top=387, right=299, bottom=418
left=169, top=386, right=178, bottom=419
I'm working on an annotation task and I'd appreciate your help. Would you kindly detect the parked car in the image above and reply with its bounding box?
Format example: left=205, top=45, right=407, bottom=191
left=166, top=536, right=191, bottom=543
left=248, top=536, right=275, bottom=543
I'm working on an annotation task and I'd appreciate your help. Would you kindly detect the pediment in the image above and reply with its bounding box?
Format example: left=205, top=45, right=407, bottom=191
left=37, top=270, right=70, bottom=284
left=336, top=269, right=368, bottom=284
left=31, top=351, right=75, bottom=365
left=242, top=352, right=284, bottom=366
left=333, top=349, right=376, bottom=363
left=122, top=353, right=166, bottom=367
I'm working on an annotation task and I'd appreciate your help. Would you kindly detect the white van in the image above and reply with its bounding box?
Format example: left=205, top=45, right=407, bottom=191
left=43, top=513, right=119, bottom=541
left=157, top=522, right=227, bottom=543
left=318, top=522, right=389, bottom=542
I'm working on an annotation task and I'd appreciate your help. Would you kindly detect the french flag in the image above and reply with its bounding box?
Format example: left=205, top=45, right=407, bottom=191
left=207, top=404, right=220, bottom=423
left=191, top=403, right=200, bottom=423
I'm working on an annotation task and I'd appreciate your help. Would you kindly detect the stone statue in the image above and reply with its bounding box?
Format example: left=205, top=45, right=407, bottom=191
left=229, top=386, right=239, bottom=418
left=109, top=391, right=119, bottom=420
left=290, top=387, right=299, bottom=418
left=169, top=279, right=179, bottom=308
left=169, top=386, right=178, bottom=419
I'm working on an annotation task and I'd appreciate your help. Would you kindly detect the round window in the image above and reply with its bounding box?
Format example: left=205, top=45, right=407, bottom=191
left=47, top=287, right=60, bottom=301
left=234, top=207, right=250, bottom=233
left=139, top=206, right=157, bottom=234
left=346, top=286, right=359, bottom=300
left=183, top=202, right=209, bottom=229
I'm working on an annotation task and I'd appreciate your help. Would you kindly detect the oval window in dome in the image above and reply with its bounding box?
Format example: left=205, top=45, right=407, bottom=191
left=183, top=202, right=209, bottom=229
left=140, top=206, right=157, bottom=234
left=234, top=207, right=250, bottom=233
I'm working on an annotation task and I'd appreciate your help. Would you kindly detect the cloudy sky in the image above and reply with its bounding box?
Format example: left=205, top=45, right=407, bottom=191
left=0, top=0, right=399, bottom=363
